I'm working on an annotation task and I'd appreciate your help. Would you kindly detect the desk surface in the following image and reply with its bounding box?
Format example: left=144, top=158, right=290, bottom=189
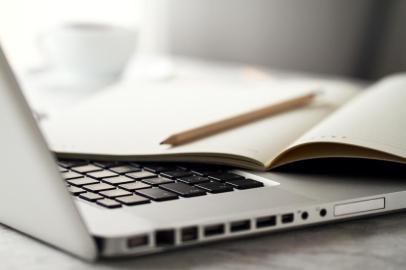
left=2, top=212, right=406, bottom=270
left=5, top=57, right=395, bottom=269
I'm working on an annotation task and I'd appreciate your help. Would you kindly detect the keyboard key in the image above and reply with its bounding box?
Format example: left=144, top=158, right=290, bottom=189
left=58, top=166, right=69, bottom=173
left=127, top=162, right=141, bottom=168
left=191, top=170, right=217, bottom=177
left=97, top=198, right=122, bottom=208
left=119, top=182, right=151, bottom=191
left=175, top=164, right=191, bottom=170
left=67, top=177, right=99, bottom=186
left=72, top=164, right=103, bottom=174
left=67, top=186, right=86, bottom=195
left=196, top=181, right=233, bottom=193
left=116, top=194, right=150, bottom=206
left=101, top=176, right=134, bottom=185
left=79, top=192, right=103, bottom=202
left=83, top=183, right=115, bottom=192
left=160, top=170, right=193, bottom=179
left=58, top=159, right=88, bottom=168
left=178, top=175, right=210, bottom=184
left=58, top=160, right=73, bottom=168
left=226, top=179, right=264, bottom=189
left=126, top=171, right=157, bottom=180
left=109, top=165, right=141, bottom=174
left=62, top=171, right=84, bottom=180
left=136, top=188, right=178, bottom=201
left=189, top=165, right=224, bottom=176
left=160, top=182, right=206, bottom=197
left=92, top=161, right=120, bottom=168
left=87, top=170, right=118, bottom=179
left=99, top=189, right=132, bottom=198
left=208, top=173, right=244, bottom=182
left=143, top=164, right=177, bottom=173
left=63, top=160, right=263, bottom=209
left=142, top=177, right=174, bottom=186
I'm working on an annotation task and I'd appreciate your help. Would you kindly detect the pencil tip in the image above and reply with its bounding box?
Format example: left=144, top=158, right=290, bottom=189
left=160, top=136, right=174, bottom=145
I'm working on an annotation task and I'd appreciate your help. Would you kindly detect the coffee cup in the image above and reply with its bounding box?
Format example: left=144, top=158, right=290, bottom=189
left=39, top=23, right=137, bottom=81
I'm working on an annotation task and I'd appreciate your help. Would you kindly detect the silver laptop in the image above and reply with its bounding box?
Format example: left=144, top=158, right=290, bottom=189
left=1, top=44, right=406, bottom=261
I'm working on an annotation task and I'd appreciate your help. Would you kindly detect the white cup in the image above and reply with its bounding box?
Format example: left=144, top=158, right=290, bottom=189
left=39, top=23, right=137, bottom=81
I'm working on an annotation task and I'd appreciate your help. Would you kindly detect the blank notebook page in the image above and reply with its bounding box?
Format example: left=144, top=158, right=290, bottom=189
left=42, top=78, right=360, bottom=166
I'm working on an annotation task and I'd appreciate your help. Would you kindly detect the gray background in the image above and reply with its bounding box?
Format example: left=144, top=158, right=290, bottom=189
left=166, top=0, right=406, bottom=79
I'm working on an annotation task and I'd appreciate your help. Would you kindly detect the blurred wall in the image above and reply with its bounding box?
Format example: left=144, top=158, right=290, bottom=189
left=167, top=0, right=406, bottom=79
left=371, top=0, right=406, bottom=79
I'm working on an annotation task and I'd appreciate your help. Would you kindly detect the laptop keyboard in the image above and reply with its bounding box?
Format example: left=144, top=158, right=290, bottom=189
left=59, top=159, right=265, bottom=209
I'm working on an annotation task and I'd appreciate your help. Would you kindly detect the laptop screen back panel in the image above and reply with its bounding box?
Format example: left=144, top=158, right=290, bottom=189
left=0, top=45, right=97, bottom=260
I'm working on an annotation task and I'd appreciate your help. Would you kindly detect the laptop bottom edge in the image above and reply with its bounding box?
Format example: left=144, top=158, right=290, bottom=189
left=96, top=190, right=406, bottom=257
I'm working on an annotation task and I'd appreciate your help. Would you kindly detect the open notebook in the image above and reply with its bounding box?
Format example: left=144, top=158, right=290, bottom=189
left=42, top=74, right=406, bottom=170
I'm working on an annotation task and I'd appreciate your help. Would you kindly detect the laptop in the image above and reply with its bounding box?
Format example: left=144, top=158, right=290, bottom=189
left=1, top=44, right=406, bottom=261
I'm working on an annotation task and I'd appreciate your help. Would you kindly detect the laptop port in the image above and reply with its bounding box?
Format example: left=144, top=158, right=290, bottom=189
left=230, top=220, right=251, bottom=233
left=256, top=215, right=276, bottom=228
left=281, top=213, right=294, bottom=224
left=155, top=229, right=176, bottom=246
left=127, top=235, right=149, bottom=248
left=204, top=224, right=225, bottom=237
left=181, top=226, right=198, bottom=243
left=320, top=208, right=327, bottom=217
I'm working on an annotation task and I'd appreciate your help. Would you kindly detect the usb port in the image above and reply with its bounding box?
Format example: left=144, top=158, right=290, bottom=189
left=181, top=226, right=198, bottom=243
left=127, top=235, right=149, bottom=248
left=256, top=215, right=276, bottom=228
left=204, top=224, right=225, bottom=237
left=155, top=229, right=175, bottom=246
left=281, top=213, right=294, bottom=224
left=230, top=220, right=251, bottom=233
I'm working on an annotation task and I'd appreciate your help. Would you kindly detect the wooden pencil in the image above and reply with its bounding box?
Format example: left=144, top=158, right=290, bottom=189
left=160, top=91, right=317, bottom=146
